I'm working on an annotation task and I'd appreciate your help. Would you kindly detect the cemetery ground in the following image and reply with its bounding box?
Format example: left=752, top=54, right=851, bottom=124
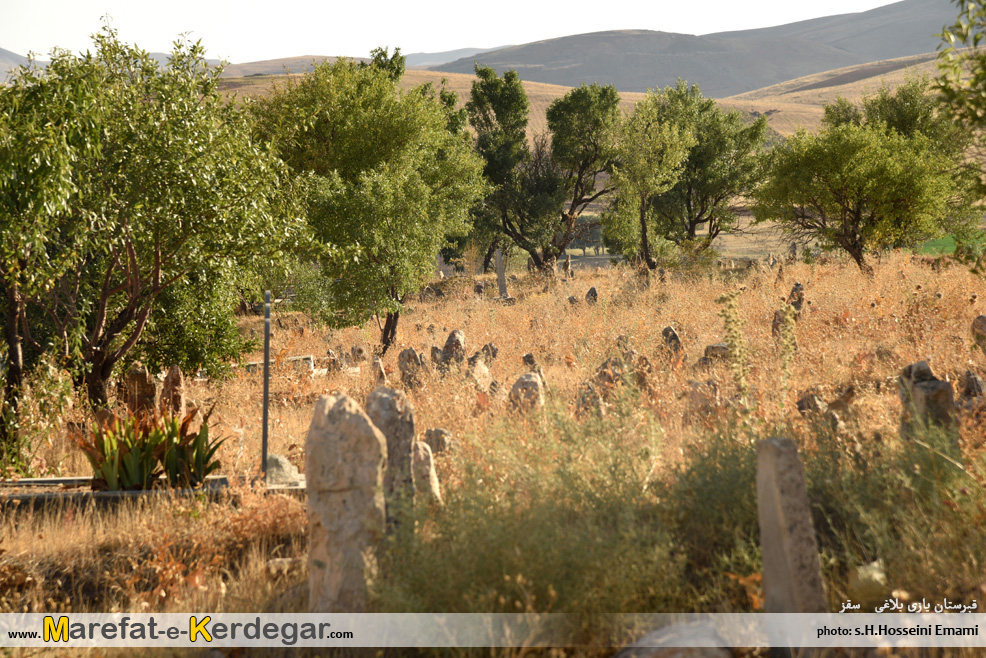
left=2, top=249, right=986, bottom=656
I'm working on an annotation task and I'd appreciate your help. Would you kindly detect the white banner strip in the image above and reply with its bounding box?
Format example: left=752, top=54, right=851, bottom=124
left=1, top=613, right=984, bottom=648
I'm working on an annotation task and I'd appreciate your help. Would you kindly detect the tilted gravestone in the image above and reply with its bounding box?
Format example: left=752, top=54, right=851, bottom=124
left=160, top=365, right=185, bottom=418
left=366, top=387, right=415, bottom=518
left=897, top=361, right=955, bottom=440
left=305, top=395, right=387, bottom=613
left=757, top=438, right=827, bottom=615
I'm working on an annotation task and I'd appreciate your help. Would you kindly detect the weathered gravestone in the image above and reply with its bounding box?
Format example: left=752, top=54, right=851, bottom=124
left=756, top=438, right=827, bottom=615
left=510, top=373, right=545, bottom=411
left=412, top=441, right=443, bottom=506
left=897, top=361, right=955, bottom=440
left=398, top=348, right=427, bottom=389
left=160, top=365, right=185, bottom=418
left=305, top=395, right=386, bottom=613
left=123, top=361, right=158, bottom=414
left=974, top=315, right=986, bottom=358
left=366, top=388, right=415, bottom=515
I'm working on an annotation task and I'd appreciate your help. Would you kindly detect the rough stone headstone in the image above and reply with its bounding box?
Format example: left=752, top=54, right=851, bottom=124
left=974, top=315, right=986, bottom=356
left=324, top=349, right=342, bottom=372
left=960, top=370, right=986, bottom=399
left=123, top=361, right=158, bottom=414
left=430, top=346, right=445, bottom=366
left=661, top=326, right=681, bottom=356
left=267, top=453, right=302, bottom=486
left=585, top=287, right=598, bottom=305
left=509, top=373, right=545, bottom=411
left=366, top=388, right=415, bottom=509
left=351, top=345, right=368, bottom=363
left=466, top=358, right=493, bottom=394
left=424, top=428, right=453, bottom=455
left=372, top=356, right=388, bottom=387
left=398, top=348, right=426, bottom=389
left=898, top=361, right=955, bottom=439
left=704, top=344, right=731, bottom=360
left=442, top=330, right=466, bottom=365
left=412, top=441, right=443, bottom=506
left=756, top=438, right=827, bottom=614
left=305, top=395, right=386, bottom=613
left=160, top=365, right=186, bottom=418
left=482, top=342, right=499, bottom=363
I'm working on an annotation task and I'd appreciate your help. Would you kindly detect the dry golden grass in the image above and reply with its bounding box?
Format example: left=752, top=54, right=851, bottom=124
left=4, top=251, right=986, bottom=620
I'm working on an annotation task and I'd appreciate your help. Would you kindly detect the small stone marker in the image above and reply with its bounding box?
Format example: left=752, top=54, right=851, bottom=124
left=756, top=438, right=827, bottom=614
left=898, top=361, right=956, bottom=439
left=160, top=365, right=185, bottom=418
left=306, top=395, right=387, bottom=613
left=267, top=453, right=302, bottom=486
left=442, top=330, right=466, bottom=365
left=704, top=344, right=730, bottom=360
left=614, top=621, right=731, bottom=658
left=398, top=348, right=426, bottom=389
left=585, top=287, right=598, bottom=305
left=372, top=356, right=388, bottom=387
left=366, top=388, right=415, bottom=510
left=661, top=326, right=681, bottom=356
left=123, top=361, right=158, bottom=414
left=412, top=441, right=443, bottom=506
left=424, top=428, right=454, bottom=455
left=510, top=373, right=545, bottom=411
left=974, top=315, right=986, bottom=356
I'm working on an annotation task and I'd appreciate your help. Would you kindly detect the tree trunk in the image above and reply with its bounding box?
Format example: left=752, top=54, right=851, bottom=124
left=639, top=196, right=657, bottom=270
left=1, top=284, right=25, bottom=451
left=846, top=244, right=874, bottom=277
left=83, top=350, right=116, bottom=409
left=381, top=311, right=400, bottom=355
left=482, top=240, right=498, bottom=274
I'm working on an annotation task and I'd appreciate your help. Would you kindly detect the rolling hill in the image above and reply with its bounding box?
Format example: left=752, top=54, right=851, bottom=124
left=430, top=0, right=957, bottom=97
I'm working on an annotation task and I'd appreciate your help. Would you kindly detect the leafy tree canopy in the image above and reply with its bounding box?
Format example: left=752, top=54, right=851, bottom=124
left=251, top=56, right=487, bottom=351
left=750, top=122, right=977, bottom=273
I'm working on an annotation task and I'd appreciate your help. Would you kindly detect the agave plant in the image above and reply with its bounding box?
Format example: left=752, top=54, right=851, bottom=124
left=78, top=414, right=165, bottom=491
left=159, top=411, right=226, bottom=488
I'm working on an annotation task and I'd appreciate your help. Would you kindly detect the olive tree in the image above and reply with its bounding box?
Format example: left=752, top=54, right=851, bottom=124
left=251, top=55, right=486, bottom=352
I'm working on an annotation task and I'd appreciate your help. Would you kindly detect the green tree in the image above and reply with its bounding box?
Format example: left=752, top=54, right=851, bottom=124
left=937, top=0, right=986, bottom=144
left=252, top=56, right=486, bottom=352
left=645, top=81, right=767, bottom=249
left=545, top=83, right=621, bottom=260
left=750, top=122, right=976, bottom=274
left=0, top=48, right=106, bottom=447
left=465, top=65, right=537, bottom=270
left=824, top=79, right=971, bottom=159
left=604, top=92, right=694, bottom=269
left=1, top=29, right=297, bottom=415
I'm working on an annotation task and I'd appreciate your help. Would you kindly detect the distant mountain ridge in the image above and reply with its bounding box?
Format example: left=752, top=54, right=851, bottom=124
left=429, top=0, right=957, bottom=97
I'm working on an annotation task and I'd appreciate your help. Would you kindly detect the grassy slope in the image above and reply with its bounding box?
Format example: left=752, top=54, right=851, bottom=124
left=221, top=50, right=947, bottom=139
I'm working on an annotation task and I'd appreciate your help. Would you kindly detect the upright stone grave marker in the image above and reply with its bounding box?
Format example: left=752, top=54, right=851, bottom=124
left=757, top=438, right=827, bottom=615
left=305, top=395, right=387, bottom=613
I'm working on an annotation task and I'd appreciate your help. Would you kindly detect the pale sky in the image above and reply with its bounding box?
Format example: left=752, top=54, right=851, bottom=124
left=2, top=0, right=901, bottom=63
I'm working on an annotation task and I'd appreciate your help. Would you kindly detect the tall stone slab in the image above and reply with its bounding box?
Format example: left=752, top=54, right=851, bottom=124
left=366, top=387, right=415, bottom=515
left=412, top=441, right=443, bottom=506
left=756, top=438, right=827, bottom=614
left=123, top=361, right=158, bottom=414
left=306, top=395, right=387, bottom=613
left=160, top=365, right=186, bottom=418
